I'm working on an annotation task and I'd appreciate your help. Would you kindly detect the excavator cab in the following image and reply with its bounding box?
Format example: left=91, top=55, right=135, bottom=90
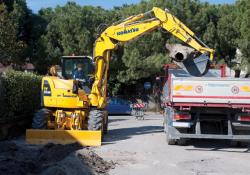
left=61, top=56, right=95, bottom=93
left=62, top=56, right=94, bottom=83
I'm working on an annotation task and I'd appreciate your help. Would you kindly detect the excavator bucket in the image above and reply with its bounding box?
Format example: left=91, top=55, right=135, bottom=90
left=26, top=129, right=102, bottom=146
left=181, top=54, right=210, bottom=77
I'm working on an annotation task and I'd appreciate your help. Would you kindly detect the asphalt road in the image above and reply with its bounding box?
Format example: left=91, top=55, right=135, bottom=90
left=94, top=113, right=250, bottom=175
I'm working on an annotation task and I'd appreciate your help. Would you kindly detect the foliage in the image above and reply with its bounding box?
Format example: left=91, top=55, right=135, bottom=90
left=0, top=2, right=26, bottom=63
left=233, top=0, right=250, bottom=72
left=1, top=0, right=250, bottom=95
left=36, top=3, right=109, bottom=63
left=0, top=71, right=42, bottom=119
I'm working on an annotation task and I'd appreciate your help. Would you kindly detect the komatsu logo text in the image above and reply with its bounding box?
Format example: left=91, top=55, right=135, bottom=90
left=117, top=28, right=139, bottom=35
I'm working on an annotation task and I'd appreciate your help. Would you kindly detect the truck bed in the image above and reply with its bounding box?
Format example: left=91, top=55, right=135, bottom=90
left=171, top=77, right=250, bottom=104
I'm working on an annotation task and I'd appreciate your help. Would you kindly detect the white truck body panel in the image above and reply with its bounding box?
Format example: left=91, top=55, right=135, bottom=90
left=171, top=78, right=250, bottom=104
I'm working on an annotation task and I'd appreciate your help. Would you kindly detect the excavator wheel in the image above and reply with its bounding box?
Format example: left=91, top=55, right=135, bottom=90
left=32, top=109, right=50, bottom=129
left=88, top=109, right=104, bottom=131
left=103, top=110, right=108, bottom=134
left=103, top=120, right=108, bottom=134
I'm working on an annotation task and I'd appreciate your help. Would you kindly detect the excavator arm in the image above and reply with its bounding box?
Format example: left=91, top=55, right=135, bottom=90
left=89, top=7, right=215, bottom=108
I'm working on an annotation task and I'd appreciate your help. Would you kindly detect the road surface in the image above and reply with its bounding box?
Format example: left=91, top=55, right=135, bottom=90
left=94, top=113, right=250, bottom=175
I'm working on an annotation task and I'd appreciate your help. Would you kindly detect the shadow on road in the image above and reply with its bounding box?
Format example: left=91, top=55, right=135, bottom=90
left=185, top=139, right=250, bottom=153
left=103, top=126, right=163, bottom=144
left=108, top=118, right=128, bottom=124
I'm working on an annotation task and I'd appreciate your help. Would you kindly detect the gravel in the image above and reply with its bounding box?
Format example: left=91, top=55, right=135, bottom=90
left=0, top=141, right=115, bottom=175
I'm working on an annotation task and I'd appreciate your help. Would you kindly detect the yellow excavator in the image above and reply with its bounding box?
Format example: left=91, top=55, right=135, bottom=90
left=26, top=7, right=214, bottom=146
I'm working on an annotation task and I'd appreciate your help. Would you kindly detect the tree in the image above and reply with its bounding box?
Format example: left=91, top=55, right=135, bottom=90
left=0, top=3, right=26, bottom=64
left=217, top=4, right=238, bottom=63
left=235, top=0, right=250, bottom=66
left=1, top=0, right=248, bottom=94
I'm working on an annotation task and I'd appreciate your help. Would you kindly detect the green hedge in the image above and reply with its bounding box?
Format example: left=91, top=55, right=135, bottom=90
left=0, top=71, right=42, bottom=119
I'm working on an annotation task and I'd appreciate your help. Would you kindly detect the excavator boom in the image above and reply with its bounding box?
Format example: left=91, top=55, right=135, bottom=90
left=90, top=7, right=215, bottom=109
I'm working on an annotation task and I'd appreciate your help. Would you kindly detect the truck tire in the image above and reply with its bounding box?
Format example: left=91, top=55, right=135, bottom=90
left=229, top=140, right=240, bottom=147
left=88, top=109, right=103, bottom=131
left=177, top=139, right=187, bottom=146
left=32, top=109, right=49, bottom=129
left=166, top=131, right=176, bottom=145
left=165, top=113, right=176, bottom=145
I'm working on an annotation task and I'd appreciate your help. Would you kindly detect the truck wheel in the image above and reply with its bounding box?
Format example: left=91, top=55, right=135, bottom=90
left=229, top=141, right=240, bottom=147
left=177, top=139, right=187, bottom=146
left=163, top=115, right=167, bottom=133
left=166, top=131, right=176, bottom=145
left=163, top=122, right=167, bottom=133
left=165, top=116, right=175, bottom=145
left=32, top=109, right=49, bottom=129
left=88, top=109, right=103, bottom=131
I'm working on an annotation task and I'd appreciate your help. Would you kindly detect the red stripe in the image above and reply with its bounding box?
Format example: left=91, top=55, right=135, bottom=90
left=171, top=102, right=250, bottom=108
left=133, top=104, right=145, bottom=108
left=173, top=95, right=250, bottom=99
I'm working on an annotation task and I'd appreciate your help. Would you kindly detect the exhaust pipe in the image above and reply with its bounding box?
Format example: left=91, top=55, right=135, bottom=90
left=166, top=44, right=210, bottom=76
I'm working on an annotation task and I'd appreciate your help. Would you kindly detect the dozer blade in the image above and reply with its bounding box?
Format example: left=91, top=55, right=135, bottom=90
left=181, top=54, right=210, bottom=77
left=26, top=129, right=101, bottom=146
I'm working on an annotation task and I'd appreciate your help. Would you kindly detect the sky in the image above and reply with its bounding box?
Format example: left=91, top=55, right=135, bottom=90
left=26, top=0, right=236, bottom=13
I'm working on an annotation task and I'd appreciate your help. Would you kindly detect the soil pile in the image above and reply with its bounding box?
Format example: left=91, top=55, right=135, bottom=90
left=0, top=141, right=115, bottom=175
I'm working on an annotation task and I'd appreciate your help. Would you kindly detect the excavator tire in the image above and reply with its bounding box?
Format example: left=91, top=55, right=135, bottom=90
left=88, top=109, right=103, bottom=131
left=103, top=119, right=108, bottom=134
left=32, top=109, right=49, bottom=129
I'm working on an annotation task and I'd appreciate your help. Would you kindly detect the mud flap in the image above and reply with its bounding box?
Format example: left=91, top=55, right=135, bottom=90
left=26, top=129, right=102, bottom=146
left=181, top=54, right=210, bottom=77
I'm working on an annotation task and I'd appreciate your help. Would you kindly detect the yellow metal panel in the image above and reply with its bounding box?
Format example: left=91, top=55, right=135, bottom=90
left=53, top=79, right=74, bottom=90
left=107, top=20, right=160, bottom=43
left=43, top=77, right=88, bottom=108
left=174, top=85, right=193, bottom=91
left=174, top=85, right=182, bottom=91
left=26, top=129, right=101, bottom=146
left=241, top=86, right=250, bottom=92
left=184, top=85, right=193, bottom=91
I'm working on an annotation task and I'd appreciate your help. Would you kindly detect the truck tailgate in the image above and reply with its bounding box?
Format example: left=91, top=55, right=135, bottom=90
left=171, top=78, right=250, bottom=104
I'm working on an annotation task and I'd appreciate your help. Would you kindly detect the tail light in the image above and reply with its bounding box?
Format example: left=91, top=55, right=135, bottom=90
left=238, top=115, right=250, bottom=122
left=174, top=113, right=191, bottom=120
